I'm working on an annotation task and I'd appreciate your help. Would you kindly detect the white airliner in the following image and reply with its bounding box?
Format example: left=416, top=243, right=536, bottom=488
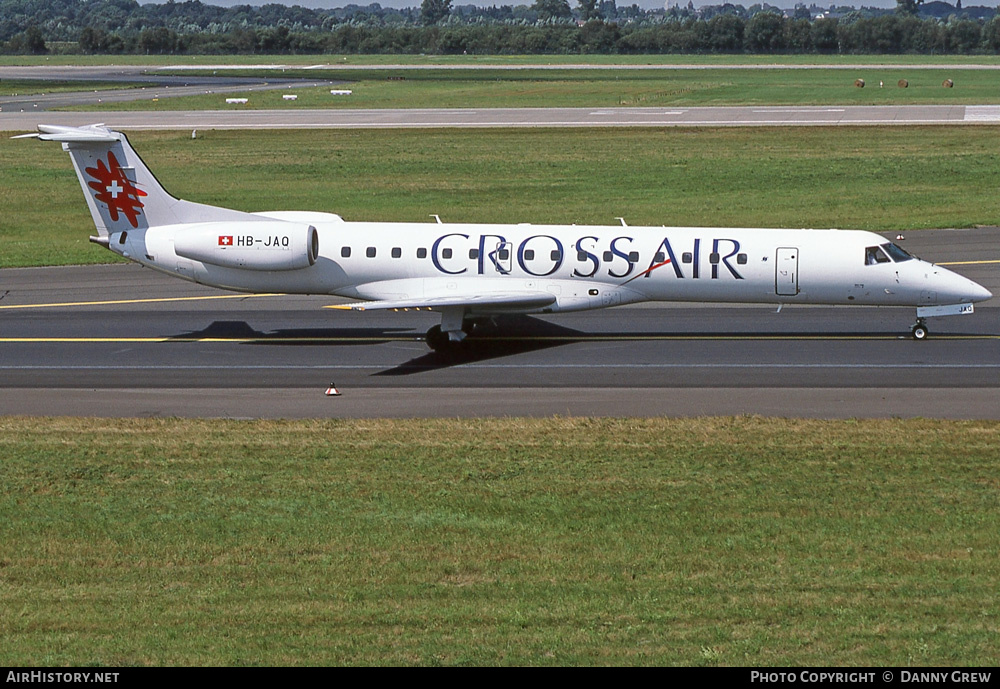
left=23, top=123, right=992, bottom=348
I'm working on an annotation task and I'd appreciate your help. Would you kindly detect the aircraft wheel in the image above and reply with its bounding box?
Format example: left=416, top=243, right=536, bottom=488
left=911, top=323, right=929, bottom=341
left=426, top=325, right=457, bottom=352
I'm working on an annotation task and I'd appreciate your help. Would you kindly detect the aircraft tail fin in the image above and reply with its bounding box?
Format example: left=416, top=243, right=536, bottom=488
left=23, top=124, right=258, bottom=237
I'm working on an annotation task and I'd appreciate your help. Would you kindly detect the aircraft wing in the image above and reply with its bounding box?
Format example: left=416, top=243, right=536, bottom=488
left=328, top=291, right=556, bottom=313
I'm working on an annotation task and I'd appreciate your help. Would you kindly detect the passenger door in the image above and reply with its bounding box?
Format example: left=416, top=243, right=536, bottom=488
left=775, top=247, right=799, bottom=296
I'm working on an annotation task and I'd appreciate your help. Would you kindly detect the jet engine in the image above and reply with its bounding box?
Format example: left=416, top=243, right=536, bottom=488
left=172, top=221, right=319, bottom=271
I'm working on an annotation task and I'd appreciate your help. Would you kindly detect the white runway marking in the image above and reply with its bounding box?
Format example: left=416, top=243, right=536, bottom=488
left=964, top=106, right=1000, bottom=121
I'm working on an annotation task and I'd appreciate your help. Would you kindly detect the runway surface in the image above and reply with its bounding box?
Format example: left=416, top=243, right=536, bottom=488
left=1, top=229, right=996, bottom=418
left=4, top=105, right=997, bottom=132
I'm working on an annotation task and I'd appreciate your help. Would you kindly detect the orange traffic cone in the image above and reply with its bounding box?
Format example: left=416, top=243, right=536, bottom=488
left=325, top=382, right=341, bottom=396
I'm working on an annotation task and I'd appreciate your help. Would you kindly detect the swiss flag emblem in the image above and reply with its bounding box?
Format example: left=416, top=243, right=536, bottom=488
left=218, top=236, right=233, bottom=246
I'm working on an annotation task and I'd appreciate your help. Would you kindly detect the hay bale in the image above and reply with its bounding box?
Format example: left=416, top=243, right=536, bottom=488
left=943, top=79, right=954, bottom=88
left=855, top=79, right=865, bottom=88
left=898, top=79, right=908, bottom=88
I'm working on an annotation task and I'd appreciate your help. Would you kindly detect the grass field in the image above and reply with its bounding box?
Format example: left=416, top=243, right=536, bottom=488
left=3, top=126, right=1000, bottom=268
left=66, top=67, right=999, bottom=110
left=2, top=416, right=998, bottom=666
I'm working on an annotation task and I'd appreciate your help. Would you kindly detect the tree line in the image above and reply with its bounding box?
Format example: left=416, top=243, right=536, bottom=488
left=4, top=0, right=1000, bottom=55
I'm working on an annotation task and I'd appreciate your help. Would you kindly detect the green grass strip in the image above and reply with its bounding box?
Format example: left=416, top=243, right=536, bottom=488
left=68, top=67, right=999, bottom=110
left=4, top=126, right=1000, bottom=268
left=1, top=416, right=998, bottom=666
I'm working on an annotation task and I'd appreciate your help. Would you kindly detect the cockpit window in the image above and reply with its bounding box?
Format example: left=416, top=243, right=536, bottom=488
left=881, top=242, right=914, bottom=263
left=865, top=246, right=891, bottom=265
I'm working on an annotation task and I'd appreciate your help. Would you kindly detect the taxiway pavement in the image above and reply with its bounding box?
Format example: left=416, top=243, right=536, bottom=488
left=1, top=229, right=996, bottom=418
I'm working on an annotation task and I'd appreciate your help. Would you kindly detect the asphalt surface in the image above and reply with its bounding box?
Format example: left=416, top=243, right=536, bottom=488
left=0, top=64, right=336, bottom=112
left=3, top=105, right=996, bottom=132
left=0, top=229, right=996, bottom=418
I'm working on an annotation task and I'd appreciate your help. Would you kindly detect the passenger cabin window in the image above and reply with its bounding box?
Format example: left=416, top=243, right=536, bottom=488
left=366, top=247, right=376, bottom=258
left=391, top=247, right=401, bottom=259
left=469, top=249, right=479, bottom=259
left=865, top=246, right=891, bottom=265
left=442, top=248, right=453, bottom=259
left=417, top=248, right=427, bottom=259
left=341, top=246, right=351, bottom=258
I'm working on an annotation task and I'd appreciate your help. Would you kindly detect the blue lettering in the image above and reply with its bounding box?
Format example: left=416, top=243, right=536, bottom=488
left=573, top=236, right=600, bottom=278
left=646, top=237, right=684, bottom=279
left=712, top=238, right=743, bottom=280
left=517, top=235, right=564, bottom=277
left=607, top=236, right=635, bottom=279
left=478, top=234, right=508, bottom=275
left=432, top=233, right=468, bottom=275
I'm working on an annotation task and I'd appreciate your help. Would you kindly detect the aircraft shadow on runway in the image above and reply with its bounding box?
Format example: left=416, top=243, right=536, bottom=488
left=374, top=316, right=582, bottom=376
left=166, top=317, right=583, bottom=373
left=168, top=320, right=417, bottom=346
left=166, top=317, right=995, bottom=378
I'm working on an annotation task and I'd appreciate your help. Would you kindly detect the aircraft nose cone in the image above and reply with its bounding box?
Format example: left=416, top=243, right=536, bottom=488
left=972, top=283, right=993, bottom=302
left=954, top=275, right=992, bottom=303
left=935, top=266, right=993, bottom=303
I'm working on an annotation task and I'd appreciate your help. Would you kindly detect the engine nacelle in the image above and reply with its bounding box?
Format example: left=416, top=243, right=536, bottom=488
left=173, top=221, right=319, bottom=271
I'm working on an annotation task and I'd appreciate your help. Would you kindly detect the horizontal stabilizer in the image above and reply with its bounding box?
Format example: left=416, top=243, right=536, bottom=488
left=17, top=124, right=119, bottom=143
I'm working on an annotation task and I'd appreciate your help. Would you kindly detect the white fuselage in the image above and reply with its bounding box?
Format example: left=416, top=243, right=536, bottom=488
left=127, top=219, right=989, bottom=313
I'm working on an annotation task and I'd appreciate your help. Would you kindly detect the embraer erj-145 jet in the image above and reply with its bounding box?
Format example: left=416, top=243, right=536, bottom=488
left=23, top=123, right=992, bottom=349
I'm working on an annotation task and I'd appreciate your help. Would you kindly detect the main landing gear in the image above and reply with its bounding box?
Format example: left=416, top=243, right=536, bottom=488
left=425, top=318, right=498, bottom=352
left=911, top=318, right=929, bottom=341
left=425, top=324, right=455, bottom=352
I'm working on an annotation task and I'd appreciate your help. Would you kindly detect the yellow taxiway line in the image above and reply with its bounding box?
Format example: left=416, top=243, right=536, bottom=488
left=0, top=294, right=285, bottom=310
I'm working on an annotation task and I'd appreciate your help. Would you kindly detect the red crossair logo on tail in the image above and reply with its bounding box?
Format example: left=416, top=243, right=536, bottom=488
left=85, top=151, right=147, bottom=228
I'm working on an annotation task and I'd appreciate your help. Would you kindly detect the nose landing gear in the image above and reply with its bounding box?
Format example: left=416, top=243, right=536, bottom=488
left=911, top=318, right=928, bottom=341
